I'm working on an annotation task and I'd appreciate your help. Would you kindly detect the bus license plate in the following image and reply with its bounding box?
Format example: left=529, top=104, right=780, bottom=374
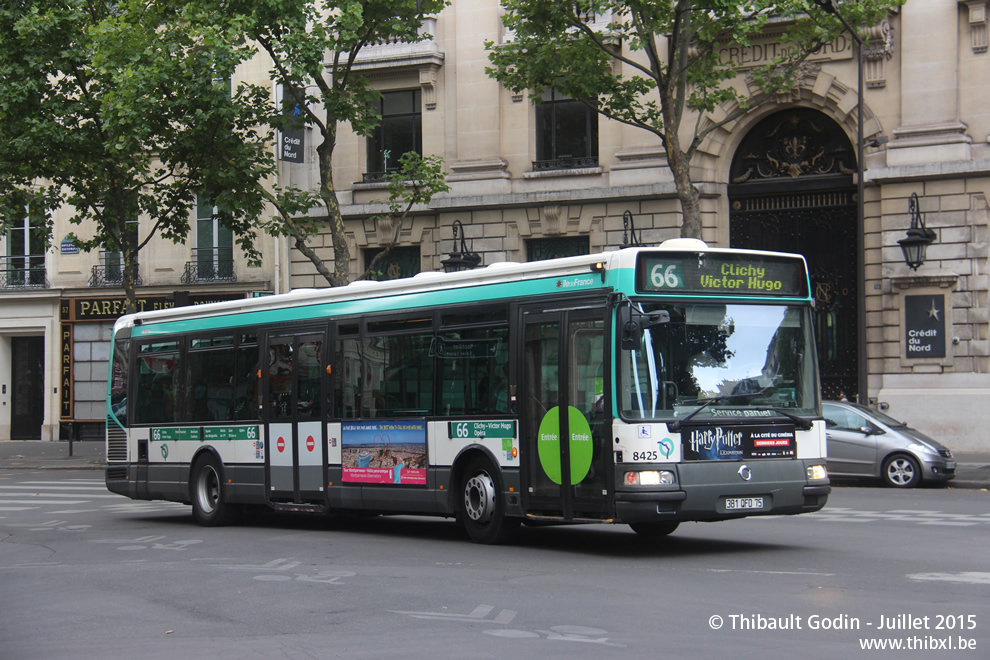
left=725, top=497, right=764, bottom=510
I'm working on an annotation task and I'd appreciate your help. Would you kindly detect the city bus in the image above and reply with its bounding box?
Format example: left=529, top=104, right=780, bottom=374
left=105, top=238, right=830, bottom=543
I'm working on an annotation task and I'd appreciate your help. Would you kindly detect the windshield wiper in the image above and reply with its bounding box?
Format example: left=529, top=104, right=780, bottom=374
left=667, top=387, right=812, bottom=432
left=767, top=407, right=813, bottom=431
left=668, top=390, right=774, bottom=432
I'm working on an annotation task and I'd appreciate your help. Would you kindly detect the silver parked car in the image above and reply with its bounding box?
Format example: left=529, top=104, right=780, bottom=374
left=823, top=400, right=955, bottom=488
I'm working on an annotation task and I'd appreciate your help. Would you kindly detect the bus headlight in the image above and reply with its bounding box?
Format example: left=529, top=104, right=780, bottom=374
left=806, top=465, right=828, bottom=481
left=625, top=470, right=676, bottom=486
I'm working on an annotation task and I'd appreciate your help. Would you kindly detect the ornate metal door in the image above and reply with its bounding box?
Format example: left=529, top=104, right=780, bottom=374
left=728, top=109, right=859, bottom=400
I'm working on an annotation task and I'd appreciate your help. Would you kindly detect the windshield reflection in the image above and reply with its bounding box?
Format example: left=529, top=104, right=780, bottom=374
left=620, top=303, right=819, bottom=420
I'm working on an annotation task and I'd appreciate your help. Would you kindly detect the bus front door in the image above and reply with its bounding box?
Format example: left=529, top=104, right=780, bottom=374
left=520, top=305, right=609, bottom=520
left=264, top=331, right=328, bottom=506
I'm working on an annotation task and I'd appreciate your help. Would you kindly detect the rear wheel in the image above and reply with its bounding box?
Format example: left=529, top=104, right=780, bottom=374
left=629, top=522, right=680, bottom=538
left=457, top=455, right=520, bottom=544
left=191, top=455, right=239, bottom=526
left=882, top=454, right=921, bottom=488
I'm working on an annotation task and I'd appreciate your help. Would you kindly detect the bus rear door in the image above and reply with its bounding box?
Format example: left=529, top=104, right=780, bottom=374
left=263, top=329, right=328, bottom=508
left=519, top=302, right=610, bottom=521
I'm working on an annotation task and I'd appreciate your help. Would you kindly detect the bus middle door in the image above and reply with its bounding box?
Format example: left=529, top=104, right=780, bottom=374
left=264, top=330, right=328, bottom=507
left=520, top=303, right=609, bottom=521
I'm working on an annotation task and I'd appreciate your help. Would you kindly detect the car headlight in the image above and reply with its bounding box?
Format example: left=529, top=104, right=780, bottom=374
left=806, top=464, right=828, bottom=481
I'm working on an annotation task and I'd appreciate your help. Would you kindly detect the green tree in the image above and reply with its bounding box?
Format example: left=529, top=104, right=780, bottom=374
left=0, top=0, right=276, bottom=312
left=220, top=0, right=450, bottom=287
left=487, top=0, right=900, bottom=238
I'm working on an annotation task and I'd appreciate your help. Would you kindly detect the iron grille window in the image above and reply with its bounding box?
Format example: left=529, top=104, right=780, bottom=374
left=191, top=195, right=234, bottom=282
left=364, top=246, right=421, bottom=281
left=2, top=204, right=48, bottom=289
left=534, top=90, right=598, bottom=171
left=365, top=90, right=422, bottom=182
left=527, top=236, right=590, bottom=262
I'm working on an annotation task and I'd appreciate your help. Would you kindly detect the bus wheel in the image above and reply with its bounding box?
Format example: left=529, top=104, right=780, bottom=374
left=457, top=456, right=520, bottom=545
left=629, top=522, right=680, bottom=538
left=191, top=455, right=238, bottom=526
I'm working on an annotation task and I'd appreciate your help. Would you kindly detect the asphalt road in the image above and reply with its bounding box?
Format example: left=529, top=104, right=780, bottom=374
left=1, top=468, right=987, bottom=659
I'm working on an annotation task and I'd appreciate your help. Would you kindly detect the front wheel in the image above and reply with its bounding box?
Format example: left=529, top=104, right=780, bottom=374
left=457, top=456, right=520, bottom=544
left=629, top=522, right=680, bottom=538
left=882, top=454, right=921, bottom=488
left=191, top=455, right=239, bottom=526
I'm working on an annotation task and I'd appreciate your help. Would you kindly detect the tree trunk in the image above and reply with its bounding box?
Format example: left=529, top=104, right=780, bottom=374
left=317, top=124, right=349, bottom=287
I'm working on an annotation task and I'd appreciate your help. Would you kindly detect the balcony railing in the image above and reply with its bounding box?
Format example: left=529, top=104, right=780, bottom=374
left=532, top=156, right=600, bottom=172
left=0, top=255, right=49, bottom=289
left=89, top=252, right=142, bottom=287
left=182, top=247, right=236, bottom=283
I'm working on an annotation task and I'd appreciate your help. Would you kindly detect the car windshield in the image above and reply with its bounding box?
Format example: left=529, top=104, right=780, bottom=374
left=619, top=302, right=819, bottom=421
left=836, top=401, right=906, bottom=427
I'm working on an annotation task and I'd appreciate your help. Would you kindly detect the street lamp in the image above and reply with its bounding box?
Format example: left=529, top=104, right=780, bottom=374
left=898, top=193, right=936, bottom=270
left=440, top=219, right=482, bottom=273
left=621, top=210, right=643, bottom=248
left=813, top=0, right=867, bottom=405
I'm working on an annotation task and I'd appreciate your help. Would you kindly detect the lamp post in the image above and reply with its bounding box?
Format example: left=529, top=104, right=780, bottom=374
left=440, top=219, right=482, bottom=273
left=898, top=193, right=936, bottom=270
left=813, top=0, right=867, bottom=405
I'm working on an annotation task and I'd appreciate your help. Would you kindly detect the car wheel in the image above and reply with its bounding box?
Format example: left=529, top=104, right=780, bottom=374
left=191, top=454, right=239, bottom=526
left=457, top=455, right=520, bottom=544
left=629, top=522, right=680, bottom=538
left=882, top=454, right=921, bottom=488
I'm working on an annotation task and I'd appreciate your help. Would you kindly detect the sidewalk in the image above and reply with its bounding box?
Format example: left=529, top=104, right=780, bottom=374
left=1, top=439, right=988, bottom=489
left=0, top=440, right=105, bottom=470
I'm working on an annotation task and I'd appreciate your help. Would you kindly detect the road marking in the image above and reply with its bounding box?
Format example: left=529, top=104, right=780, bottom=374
left=390, top=604, right=518, bottom=624
left=908, top=572, right=990, bottom=585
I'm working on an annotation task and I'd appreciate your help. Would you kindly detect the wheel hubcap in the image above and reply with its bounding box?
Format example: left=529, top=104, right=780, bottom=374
left=197, top=466, right=220, bottom=513
left=464, top=472, right=495, bottom=524
left=887, top=459, right=915, bottom=486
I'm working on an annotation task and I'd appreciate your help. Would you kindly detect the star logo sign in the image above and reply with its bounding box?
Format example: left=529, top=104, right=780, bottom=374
left=928, top=298, right=941, bottom=320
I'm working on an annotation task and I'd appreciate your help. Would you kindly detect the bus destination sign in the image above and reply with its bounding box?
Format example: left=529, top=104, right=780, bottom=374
left=638, top=252, right=807, bottom=297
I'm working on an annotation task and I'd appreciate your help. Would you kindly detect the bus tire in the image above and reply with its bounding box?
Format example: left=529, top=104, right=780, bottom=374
left=457, top=455, right=520, bottom=545
left=629, top=521, right=680, bottom=538
left=191, top=455, right=239, bottom=526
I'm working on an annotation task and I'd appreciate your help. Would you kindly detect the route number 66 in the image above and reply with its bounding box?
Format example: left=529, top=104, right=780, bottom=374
left=650, top=264, right=680, bottom=288
left=454, top=422, right=472, bottom=438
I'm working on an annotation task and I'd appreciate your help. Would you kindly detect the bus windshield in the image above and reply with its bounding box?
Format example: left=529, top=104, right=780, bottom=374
left=619, top=302, right=819, bottom=421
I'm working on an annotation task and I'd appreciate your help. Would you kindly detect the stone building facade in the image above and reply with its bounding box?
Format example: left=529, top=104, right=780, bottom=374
left=293, top=0, right=989, bottom=450
left=2, top=0, right=988, bottom=451
left=0, top=54, right=280, bottom=442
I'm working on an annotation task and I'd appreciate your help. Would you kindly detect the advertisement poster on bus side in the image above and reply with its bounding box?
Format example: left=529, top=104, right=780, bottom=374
left=342, top=420, right=427, bottom=485
left=682, top=424, right=796, bottom=461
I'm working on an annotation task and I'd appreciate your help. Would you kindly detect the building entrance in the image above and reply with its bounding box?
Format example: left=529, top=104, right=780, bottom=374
left=11, top=336, right=45, bottom=439
left=728, top=108, right=859, bottom=400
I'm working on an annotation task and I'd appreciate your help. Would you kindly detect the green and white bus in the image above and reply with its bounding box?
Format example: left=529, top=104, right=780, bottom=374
left=105, top=238, right=830, bottom=543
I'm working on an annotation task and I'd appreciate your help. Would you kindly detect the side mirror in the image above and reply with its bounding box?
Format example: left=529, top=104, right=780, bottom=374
left=619, top=304, right=670, bottom=350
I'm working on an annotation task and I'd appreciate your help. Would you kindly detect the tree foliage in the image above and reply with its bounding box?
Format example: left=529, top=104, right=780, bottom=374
left=487, top=0, right=901, bottom=238
left=215, top=0, right=451, bottom=286
left=0, top=0, right=276, bottom=312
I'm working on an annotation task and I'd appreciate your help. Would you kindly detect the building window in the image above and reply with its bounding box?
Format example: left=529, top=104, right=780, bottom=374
left=534, top=90, right=598, bottom=171
left=2, top=205, right=47, bottom=289
left=365, top=89, right=422, bottom=183
left=527, top=236, right=590, bottom=262
left=189, top=195, right=234, bottom=282
left=364, top=246, right=421, bottom=281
